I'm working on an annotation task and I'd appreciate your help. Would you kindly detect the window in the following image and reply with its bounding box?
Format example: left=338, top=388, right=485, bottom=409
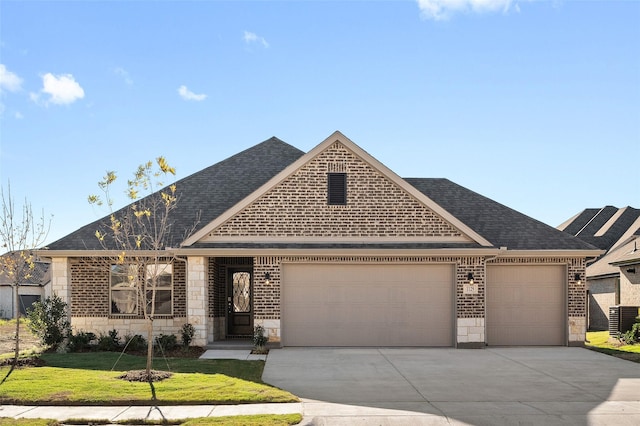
left=110, top=264, right=139, bottom=315
left=146, top=263, right=173, bottom=316
left=328, top=172, right=347, bottom=205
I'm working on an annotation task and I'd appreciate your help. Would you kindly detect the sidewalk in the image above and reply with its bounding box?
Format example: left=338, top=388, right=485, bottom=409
left=0, top=403, right=302, bottom=422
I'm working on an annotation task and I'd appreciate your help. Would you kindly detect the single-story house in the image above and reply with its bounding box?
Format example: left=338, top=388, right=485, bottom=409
left=40, top=131, right=601, bottom=347
left=0, top=255, right=51, bottom=319
left=558, top=206, right=640, bottom=330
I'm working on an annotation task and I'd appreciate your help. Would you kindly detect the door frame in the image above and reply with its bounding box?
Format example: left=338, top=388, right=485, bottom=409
left=226, top=267, right=254, bottom=336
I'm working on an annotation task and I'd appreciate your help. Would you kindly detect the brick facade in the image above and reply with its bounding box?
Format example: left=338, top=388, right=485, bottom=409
left=49, top=138, right=590, bottom=347
left=209, top=142, right=462, bottom=239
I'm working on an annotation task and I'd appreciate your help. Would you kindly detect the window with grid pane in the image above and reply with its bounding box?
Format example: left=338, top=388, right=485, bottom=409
left=146, top=263, right=173, bottom=316
left=110, top=264, right=139, bottom=315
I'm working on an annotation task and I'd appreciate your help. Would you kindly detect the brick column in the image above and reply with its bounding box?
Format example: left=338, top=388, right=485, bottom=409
left=187, top=256, right=208, bottom=346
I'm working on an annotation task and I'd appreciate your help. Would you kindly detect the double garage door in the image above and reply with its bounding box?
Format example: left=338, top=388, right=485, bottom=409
left=281, top=263, right=566, bottom=347
left=281, top=263, right=454, bottom=347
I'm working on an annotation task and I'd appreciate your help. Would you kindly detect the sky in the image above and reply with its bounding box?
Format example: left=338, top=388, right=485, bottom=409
left=0, top=0, right=639, bottom=247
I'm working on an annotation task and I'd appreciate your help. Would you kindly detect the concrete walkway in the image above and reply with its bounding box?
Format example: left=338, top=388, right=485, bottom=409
left=2, top=347, right=640, bottom=425
left=0, top=403, right=302, bottom=422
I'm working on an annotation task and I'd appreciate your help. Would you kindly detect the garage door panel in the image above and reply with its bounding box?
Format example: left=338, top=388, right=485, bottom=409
left=282, top=263, right=454, bottom=347
left=487, top=265, right=565, bottom=346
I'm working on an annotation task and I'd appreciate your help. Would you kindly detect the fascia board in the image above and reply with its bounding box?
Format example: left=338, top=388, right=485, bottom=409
left=493, top=249, right=605, bottom=258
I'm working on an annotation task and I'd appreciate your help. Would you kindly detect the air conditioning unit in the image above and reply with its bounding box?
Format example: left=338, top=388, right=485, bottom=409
left=609, top=306, right=640, bottom=337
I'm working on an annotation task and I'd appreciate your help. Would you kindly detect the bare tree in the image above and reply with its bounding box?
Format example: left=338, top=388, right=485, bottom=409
left=0, top=182, right=51, bottom=384
left=89, top=157, right=195, bottom=391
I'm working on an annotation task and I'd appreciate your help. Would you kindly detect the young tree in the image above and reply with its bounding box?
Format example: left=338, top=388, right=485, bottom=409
left=0, top=182, right=50, bottom=384
left=89, top=157, right=195, bottom=388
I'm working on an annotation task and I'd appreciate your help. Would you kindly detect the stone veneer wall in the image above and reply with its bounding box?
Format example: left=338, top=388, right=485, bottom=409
left=208, top=141, right=462, bottom=239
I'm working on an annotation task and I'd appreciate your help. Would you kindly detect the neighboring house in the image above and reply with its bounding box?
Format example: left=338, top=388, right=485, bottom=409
left=558, top=206, right=640, bottom=330
left=39, top=131, right=601, bottom=348
left=0, top=255, right=51, bottom=319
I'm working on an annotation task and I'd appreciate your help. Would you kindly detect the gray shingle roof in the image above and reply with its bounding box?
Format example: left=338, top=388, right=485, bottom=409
left=405, top=178, right=597, bottom=250
left=47, top=137, right=305, bottom=250
left=561, top=206, right=640, bottom=251
left=47, top=137, right=597, bottom=252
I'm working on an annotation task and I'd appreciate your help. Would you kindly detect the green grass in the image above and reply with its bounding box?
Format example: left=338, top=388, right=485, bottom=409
left=0, top=416, right=303, bottom=426
left=0, top=352, right=298, bottom=405
left=585, top=331, right=640, bottom=362
left=0, top=420, right=60, bottom=426
left=41, top=352, right=264, bottom=381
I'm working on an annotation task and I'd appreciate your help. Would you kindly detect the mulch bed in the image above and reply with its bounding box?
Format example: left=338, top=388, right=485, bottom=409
left=118, top=369, right=173, bottom=382
left=0, top=357, right=46, bottom=367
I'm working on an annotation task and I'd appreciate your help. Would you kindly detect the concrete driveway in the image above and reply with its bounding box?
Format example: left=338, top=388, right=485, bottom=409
left=263, top=347, right=640, bottom=425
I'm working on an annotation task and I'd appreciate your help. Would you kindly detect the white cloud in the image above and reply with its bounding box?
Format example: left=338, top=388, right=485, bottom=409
left=0, top=64, right=23, bottom=93
left=113, top=67, right=133, bottom=85
left=417, top=0, right=517, bottom=20
left=15, top=111, right=24, bottom=119
left=243, top=31, right=269, bottom=48
left=178, top=85, right=207, bottom=101
left=31, top=72, right=85, bottom=106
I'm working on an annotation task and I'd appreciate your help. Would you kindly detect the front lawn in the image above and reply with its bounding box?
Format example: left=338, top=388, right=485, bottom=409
left=0, top=352, right=298, bottom=405
left=585, top=331, right=640, bottom=363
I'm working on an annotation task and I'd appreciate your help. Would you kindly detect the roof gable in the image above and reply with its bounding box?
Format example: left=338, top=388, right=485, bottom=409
left=184, top=131, right=492, bottom=247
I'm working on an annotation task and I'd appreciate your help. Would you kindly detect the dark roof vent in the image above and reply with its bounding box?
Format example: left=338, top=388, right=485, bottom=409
left=328, top=173, right=347, bottom=205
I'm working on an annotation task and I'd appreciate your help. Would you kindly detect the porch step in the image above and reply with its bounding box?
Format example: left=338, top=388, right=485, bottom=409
left=205, top=340, right=253, bottom=350
left=204, top=339, right=280, bottom=350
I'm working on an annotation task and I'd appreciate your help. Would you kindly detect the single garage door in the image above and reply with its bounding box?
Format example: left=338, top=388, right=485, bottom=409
left=281, top=263, right=454, bottom=347
left=486, top=265, right=565, bottom=346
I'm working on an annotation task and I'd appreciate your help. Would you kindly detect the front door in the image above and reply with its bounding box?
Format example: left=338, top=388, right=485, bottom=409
left=227, top=269, right=253, bottom=336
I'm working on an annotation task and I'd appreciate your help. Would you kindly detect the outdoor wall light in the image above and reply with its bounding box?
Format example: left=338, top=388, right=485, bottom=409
left=264, top=272, right=271, bottom=285
left=574, top=273, right=582, bottom=285
left=467, top=272, right=474, bottom=285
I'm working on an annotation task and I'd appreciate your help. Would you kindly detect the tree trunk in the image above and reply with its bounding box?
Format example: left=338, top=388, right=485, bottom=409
left=145, top=316, right=157, bottom=400
left=13, top=284, right=20, bottom=364
left=146, top=316, right=153, bottom=374
left=1, top=285, right=20, bottom=385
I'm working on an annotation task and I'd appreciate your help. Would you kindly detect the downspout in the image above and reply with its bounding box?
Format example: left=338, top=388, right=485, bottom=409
left=482, top=247, right=506, bottom=346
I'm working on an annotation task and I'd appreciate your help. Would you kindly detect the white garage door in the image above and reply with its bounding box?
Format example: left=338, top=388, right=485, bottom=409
left=281, top=263, right=454, bottom=347
left=487, top=265, right=565, bottom=346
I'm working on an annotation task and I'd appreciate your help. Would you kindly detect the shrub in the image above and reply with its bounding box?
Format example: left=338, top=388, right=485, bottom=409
left=621, top=316, right=640, bottom=344
left=155, top=333, right=178, bottom=353
left=181, top=323, right=195, bottom=348
left=68, top=331, right=97, bottom=352
left=97, top=329, right=121, bottom=351
left=253, top=324, right=268, bottom=351
left=123, top=334, right=147, bottom=352
left=26, top=294, right=71, bottom=350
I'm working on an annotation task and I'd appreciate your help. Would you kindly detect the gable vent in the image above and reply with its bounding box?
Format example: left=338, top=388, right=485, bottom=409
left=328, top=172, right=347, bottom=205
left=328, top=162, right=346, bottom=173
